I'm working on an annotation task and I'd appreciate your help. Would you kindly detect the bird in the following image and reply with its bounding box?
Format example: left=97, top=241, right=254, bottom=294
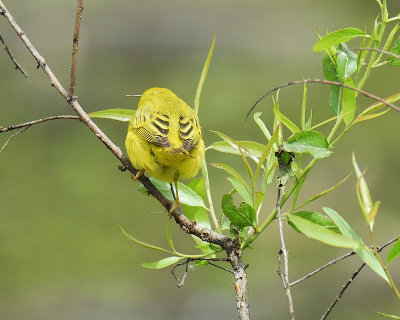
left=125, top=87, right=205, bottom=212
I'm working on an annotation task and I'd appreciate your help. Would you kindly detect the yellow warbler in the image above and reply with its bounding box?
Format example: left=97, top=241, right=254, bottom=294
left=125, top=87, right=205, bottom=212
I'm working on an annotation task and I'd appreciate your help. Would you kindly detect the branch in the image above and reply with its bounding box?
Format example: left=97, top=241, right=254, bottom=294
left=321, top=237, right=398, bottom=320
left=276, top=185, right=295, bottom=320
left=69, top=0, right=84, bottom=98
left=290, top=237, right=398, bottom=287
left=0, top=115, right=80, bottom=133
left=0, top=125, right=30, bottom=152
left=0, top=33, right=28, bottom=77
left=0, top=2, right=251, bottom=319
left=171, top=257, right=231, bottom=288
left=246, top=79, right=400, bottom=120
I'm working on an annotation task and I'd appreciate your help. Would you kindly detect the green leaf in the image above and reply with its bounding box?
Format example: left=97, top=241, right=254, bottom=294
left=323, top=52, right=338, bottom=81
left=288, top=211, right=340, bottom=234
left=387, top=237, right=400, bottom=265
left=207, top=138, right=264, bottom=161
left=194, top=31, right=215, bottom=114
left=88, top=108, right=135, bottom=121
left=287, top=214, right=363, bottom=248
left=255, top=128, right=279, bottom=180
left=283, top=131, right=331, bottom=159
left=227, top=177, right=253, bottom=207
left=183, top=178, right=211, bottom=229
left=388, top=36, right=400, bottom=66
left=295, top=173, right=351, bottom=211
left=323, top=207, right=389, bottom=282
left=254, top=191, right=264, bottom=211
left=337, top=50, right=358, bottom=81
left=120, top=225, right=175, bottom=255
left=140, top=178, right=207, bottom=209
left=329, top=85, right=342, bottom=115
left=313, top=28, right=365, bottom=52
left=342, top=78, right=357, bottom=126
left=273, top=99, right=301, bottom=133
left=210, top=163, right=250, bottom=193
left=253, top=112, right=272, bottom=140
left=352, top=153, right=373, bottom=224
left=142, top=256, right=183, bottom=269
left=304, top=110, right=312, bottom=131
left=377, top=312, right=400, bottom=319
left=221, top=193, right=255, bottom=228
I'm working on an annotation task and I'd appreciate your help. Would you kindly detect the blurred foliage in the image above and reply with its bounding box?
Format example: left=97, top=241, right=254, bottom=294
left=1, top=0, right=400, bottom=319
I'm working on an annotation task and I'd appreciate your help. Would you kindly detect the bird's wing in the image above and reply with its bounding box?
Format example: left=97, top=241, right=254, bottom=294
left=132, top=105, right=172, bottom=148
left=178, top=114, right=201, bottom=152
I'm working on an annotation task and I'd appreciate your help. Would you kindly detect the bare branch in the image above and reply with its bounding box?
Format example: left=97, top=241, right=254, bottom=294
left=0, top=33, right=28, bottom=77
left=69, top=0, right=84, bottom=98
left=276, top=185, right=295, bottom=320
left=0, top=115, right=80, bottom=133
left=290, top=237, right=398, bottom=287
left=321, top=237, right=398, bottom=320
left=349, top=47, right=400, bottom=61
left=0, top=125, right=30, bottom=152
left=246, top=79, right=400, bottom=120
left=171, top=257, right=231, bottom=288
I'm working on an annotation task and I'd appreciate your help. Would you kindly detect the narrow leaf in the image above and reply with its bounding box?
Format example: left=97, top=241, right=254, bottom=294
left=387, top=237, right=400, bottom=265
left=283, top=131, right=331, bottom=159
left=337, top=50, right=358, bottom=81
left=120, top=225, right=175, bottom=254
left=342, top=78, right=356, bottom=126
left=194, top=31, right=216, bottom=114
left=255, top=129, right=279, bottom=180
left=227, top=177, right=253, bottom=207
left=295, top=173, right=351, bottom=211
left=88, top=108, right=136, bottom=121
left=288, top=211, right=340, bottom=234
left=273, top=100, right=301, bottom=133
left=377, top=312, right=400, bottom=319
left=313, top=28, right=365, bottom=52
left=329, top=85, right=342, bottom=115
left=388, top=36, right=400, bottom=66
left=323, top=207, right=389, bottom=282
left=142, top=256, right=183, bottom=269
left=210, top=163, right=250, bottom=193
left=287, top=214, right=363, bottom=248
left=253, top=112, right=272, bottom=140
left=352, top=153, right=373, bottom=220
left=140, top=178, right=207, bottom=209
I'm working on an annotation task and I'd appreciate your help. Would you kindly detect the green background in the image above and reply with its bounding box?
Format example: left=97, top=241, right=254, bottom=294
left=1, top=0, right=399, bottom=319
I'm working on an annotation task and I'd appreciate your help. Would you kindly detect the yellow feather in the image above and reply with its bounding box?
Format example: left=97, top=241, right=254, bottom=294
left=125, top=88, right=205, bottom=184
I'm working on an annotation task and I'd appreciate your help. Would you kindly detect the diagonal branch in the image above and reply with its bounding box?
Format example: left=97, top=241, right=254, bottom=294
left=290, top=237, right=398, bottom=287
left=0, top=33, right=28, bottom=77
left=321, top=237, right=398, bottom=320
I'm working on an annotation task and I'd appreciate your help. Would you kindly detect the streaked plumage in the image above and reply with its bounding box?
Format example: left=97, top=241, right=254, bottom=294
left=125, top=87, right=205, bottom=210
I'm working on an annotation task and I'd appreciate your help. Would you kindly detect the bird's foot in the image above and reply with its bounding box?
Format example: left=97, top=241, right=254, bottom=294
left=169, top=199, right=180, bottom=214
left=131, top=169, right=145, bottom=181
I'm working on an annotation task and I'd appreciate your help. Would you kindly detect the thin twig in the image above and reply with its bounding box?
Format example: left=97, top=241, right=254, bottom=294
left=276, top=185, right=295, bottom=320
left=0, top=4, right=251, bottom=319
left=0, top=125, right=30, bottom=152
left=246, top=79, right=400, bottom=120
left=290, top=237, right=398, bottom=287
left=0, top=33, right=28, bottom=77
left=0, top=115, right=80, bottom=133
left=69, top=0, right=84, bottom=98
left=321, top=237, right=399, bottom=320
left=171, top=257, right=231, bottom=287
left=349, top=47, right=400, bottom=61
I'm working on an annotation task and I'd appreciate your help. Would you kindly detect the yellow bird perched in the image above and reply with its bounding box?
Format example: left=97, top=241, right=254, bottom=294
left=125, top=87, right=205, bottom=212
